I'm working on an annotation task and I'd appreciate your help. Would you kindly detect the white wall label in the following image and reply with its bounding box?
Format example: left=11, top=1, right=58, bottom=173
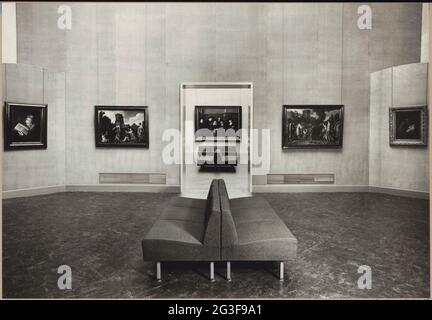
left=57, top=5, right=72, bottom=30
left=57, top=265, right=72, bottom=290
left=357, top=5, right=372, bottom=30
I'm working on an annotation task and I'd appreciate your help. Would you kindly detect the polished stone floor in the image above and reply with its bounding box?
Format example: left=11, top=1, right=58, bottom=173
left=2, top=192, right=429, bottom=298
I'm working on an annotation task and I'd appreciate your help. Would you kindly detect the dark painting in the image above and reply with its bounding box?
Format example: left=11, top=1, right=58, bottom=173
left=195, top=106, right=242, bottom=141
left=282, top=105, right=344, bottom=149
left=95, top=106, right=149, bottom=148
left=389, top=106, right=427, bottom=146
left=4, top=102, right=47, bottom=150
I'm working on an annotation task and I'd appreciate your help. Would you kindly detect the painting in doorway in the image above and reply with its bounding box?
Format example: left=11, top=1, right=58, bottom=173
left=195, top=106, right=242, bottom=141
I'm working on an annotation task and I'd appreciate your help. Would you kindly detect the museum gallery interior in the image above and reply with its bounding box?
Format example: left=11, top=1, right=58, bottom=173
left=1, top=2, right=430, bottom=298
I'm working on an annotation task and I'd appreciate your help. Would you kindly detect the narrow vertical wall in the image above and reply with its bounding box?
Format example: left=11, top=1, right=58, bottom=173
left=1, top=2, right=17, bottom=64
left=421, top=3, right=429, bottom=63
left=2, top=64, right=66, bottom=195
left=369, top=63, right=429, bottom=194
left=268, top=4, right=344, bottom=180
left=64, top=4, right=167, bottom=186
left=369, top=3, right=422, bottom=72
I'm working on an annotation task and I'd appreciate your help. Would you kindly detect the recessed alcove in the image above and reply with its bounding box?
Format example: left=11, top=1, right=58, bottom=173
left=180, top=83, right=253, bottom=198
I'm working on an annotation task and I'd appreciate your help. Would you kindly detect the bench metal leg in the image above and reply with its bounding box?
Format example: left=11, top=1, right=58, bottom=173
left=210, top=262, right=215, bottom=282
left=279, top=262, right=284, bottom=281
left=226, top=261, right=232, bottom=281
left=156, top=262, right=161, bottom=281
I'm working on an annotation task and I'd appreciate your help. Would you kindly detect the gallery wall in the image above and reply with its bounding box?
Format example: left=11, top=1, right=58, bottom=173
left=369, top=63, right=429, bottom=194
left=263, top=3, right=423, bottom=186
left=2, top=63, right=66, bottom=195
left=5, top=2, right=424, bottom=191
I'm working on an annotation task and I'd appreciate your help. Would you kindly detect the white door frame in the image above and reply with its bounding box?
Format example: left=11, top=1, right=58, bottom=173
left=179, top=82, right=254, bottom=195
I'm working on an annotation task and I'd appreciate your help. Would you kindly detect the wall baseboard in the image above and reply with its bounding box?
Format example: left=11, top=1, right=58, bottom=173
left=253, top=184, right=429, bottom=199
left=2, top=185, right=67, bottom=199
left=368, top=186, right=429, bottom=199
left=2, top=184, right=180, bottom=199
left=2, top=184, right=427, bottom=200
left=252, top=184, right=369, bottom=193
left=66, top=184, right=180, bottom=193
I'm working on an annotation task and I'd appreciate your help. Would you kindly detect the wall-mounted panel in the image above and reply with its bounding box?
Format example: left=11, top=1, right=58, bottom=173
left=339, top=3, right=371, bottom=186
left=268, top=3, right=346, bottom=184
left=369, top=3, right=422, bottom=73
left=2, top=2, right=17, bottom=64
left=3, top=64, right=66, bottom=191
left=64, top=4, right=98, bottom=184
left=16, top=3, right=65, bottom=70
left=369, top=67, right=392, bottom=188
left=369, top=63, right=428, bottom=193
left=393, top=63, right=428, bottom=106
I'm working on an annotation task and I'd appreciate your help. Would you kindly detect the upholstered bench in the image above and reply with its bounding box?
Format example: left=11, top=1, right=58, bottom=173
left=142, top=179, right=221, bottom=281
left=142, top=179, right=297, bottom=282
left=219, top=180, right=298, bottom=281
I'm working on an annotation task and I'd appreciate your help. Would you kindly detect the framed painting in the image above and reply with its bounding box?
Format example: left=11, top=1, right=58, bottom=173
left=4, top=102, right=48, bottom=150
left=195, top=106, right=242, bottom=142
left=389, top=106, right=427, bottom=146
left=95, top=106, right=149, bottom=148
left=282, top=105, right=344, bottom=149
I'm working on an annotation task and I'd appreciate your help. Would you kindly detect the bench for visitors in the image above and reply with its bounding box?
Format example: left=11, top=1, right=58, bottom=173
left=142, top=179, right=298, bottom=281
left=219, top=180, right=298, bottom=281
left=142, top=179, right=221, bottom=281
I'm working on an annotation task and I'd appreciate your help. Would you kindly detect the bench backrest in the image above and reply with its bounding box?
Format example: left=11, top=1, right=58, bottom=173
left=202, top=179, right=221, bottom=247
left=218, top=179, right=239, bottom=247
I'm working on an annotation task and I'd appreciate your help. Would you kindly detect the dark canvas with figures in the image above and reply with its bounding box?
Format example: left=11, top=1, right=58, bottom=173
left=95, top=106, right=149, bottom=148
left=4, top=102, right=47, bottom=150
left=282, top=105, right=344, bottom=149
left=195, top=106, right=242, bottom=141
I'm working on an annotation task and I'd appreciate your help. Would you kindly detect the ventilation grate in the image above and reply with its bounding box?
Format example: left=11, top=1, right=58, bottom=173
left=99, top=173, right=166, bottom=184
left=267, top=174, right=334, bottom=184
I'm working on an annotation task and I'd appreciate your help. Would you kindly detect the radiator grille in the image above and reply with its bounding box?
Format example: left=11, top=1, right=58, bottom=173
left=267, top=174, right=334, bottom=184
left=99, top=173, right=166, bottom=184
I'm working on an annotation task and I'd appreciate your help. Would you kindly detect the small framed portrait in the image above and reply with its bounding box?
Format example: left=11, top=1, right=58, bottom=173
left=95, top=106, right=149, bottom=148
left=4, top=102, right=48, bottom=150
left=389, top=106, right=427, bottom=146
